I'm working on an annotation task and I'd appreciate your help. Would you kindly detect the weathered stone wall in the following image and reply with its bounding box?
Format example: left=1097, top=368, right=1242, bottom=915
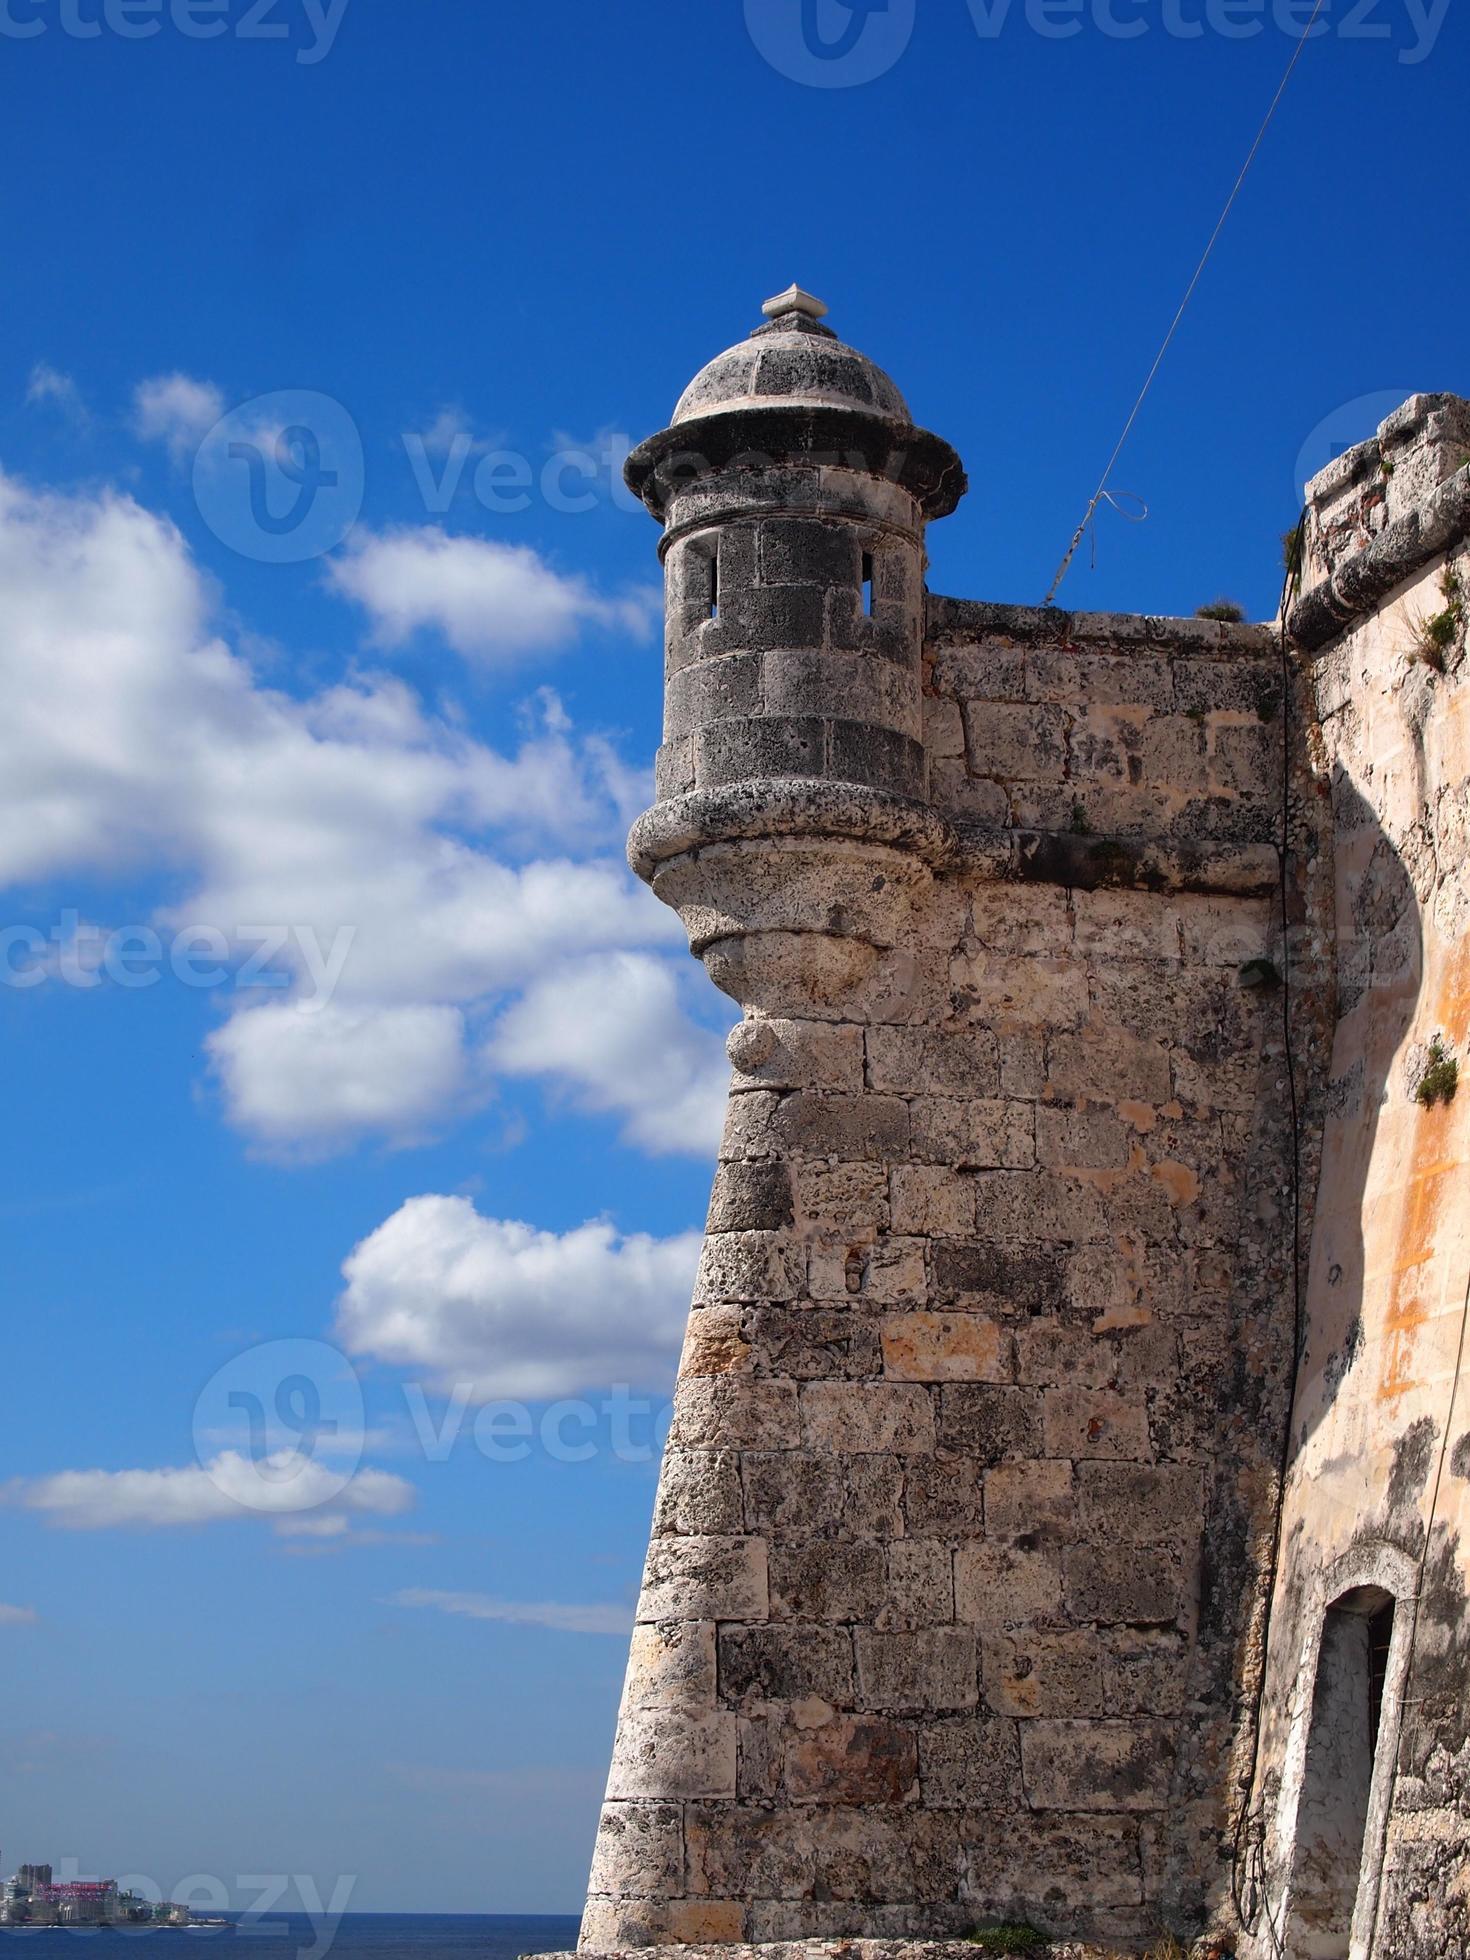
left=1243, top=411, right=1470, bottom=1959
left=577, top=293, right=1470, bottom=1957
left=587, top=597, right=1304, bottom=1952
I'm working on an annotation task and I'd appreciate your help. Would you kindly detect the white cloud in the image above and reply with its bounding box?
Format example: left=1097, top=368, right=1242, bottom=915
left=390, top=1588, right=632, bottom=1636
left=0, top=466, right=713, bottom=1157
left=207, top=1001, right=472, bottom=1157
left=489, top=952, right=731, bottom=1157
left=6, top=1453, right=416, bottom=1532
left=413, top=408, right=498, bottom=459
left=336, top=1195, right=699, bottom=1400
left=0, top=1605, right=38, bottom=1627
left=26, top=364, right=88, bottom=425
left=132, top=372, right=225, bottom=462
left=274, top=1513, right=352, bottom=1539
left=279, top=1527, right=439, bottom=1557
left=327, top=526, right=658, bottom=665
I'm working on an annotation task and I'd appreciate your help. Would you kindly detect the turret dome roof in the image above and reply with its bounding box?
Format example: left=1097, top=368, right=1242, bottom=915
left=671, top=286, right=911, bottom=428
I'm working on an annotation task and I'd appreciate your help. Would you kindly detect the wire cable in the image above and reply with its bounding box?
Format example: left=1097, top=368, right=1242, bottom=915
left=1042, top=2, right=1329, bottom=606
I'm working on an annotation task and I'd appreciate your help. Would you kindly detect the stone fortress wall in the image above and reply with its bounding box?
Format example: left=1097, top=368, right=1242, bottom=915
left=1243, top=396, right=1470, bottom=1960
left=571, top=292, right=1470, bottom=1957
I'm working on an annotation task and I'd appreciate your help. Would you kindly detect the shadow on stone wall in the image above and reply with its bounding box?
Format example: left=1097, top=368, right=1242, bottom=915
left=1293, top=763, right=1424, bottom=1461
left=1247, top=753, right=1470, bottom=1953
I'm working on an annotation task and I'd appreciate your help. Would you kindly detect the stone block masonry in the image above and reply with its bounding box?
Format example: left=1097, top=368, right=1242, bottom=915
left=563, top=291, right=1470, bottom=1958
left=584, top=817, right=1293, bottom=1950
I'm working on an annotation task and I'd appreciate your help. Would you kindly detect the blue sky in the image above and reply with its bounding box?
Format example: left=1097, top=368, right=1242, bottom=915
left=0, top=0, right=1465, bottom=1918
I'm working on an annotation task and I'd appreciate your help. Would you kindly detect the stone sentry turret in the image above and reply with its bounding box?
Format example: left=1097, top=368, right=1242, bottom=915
left=576, top=292, right=1316, bottom=1955
left=624, top=283, right=965, bottom=1028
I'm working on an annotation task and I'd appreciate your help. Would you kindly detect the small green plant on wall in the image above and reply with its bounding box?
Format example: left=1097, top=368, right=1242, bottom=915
left=1411, top=565, right=1465, bottom=672
left=1196, top=599, right=1245, bottom=623
left=1416, top=1034, right=1459, bottom=1108
left=1140, top=1937, right=1191, bottom=1960
left=967, top=1927, right=1048, bottom=1954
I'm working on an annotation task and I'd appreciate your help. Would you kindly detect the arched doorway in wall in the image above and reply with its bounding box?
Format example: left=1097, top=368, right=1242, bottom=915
left=1278, top=1564, right=1414, bottom=1960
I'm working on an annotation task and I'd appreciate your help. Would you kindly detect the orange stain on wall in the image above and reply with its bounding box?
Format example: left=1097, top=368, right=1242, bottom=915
left=1375, top=940, right=1470, bottom=1402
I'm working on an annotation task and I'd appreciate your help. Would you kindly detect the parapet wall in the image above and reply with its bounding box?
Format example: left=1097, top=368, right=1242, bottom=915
left=923, top=599, right=1285, bottom=874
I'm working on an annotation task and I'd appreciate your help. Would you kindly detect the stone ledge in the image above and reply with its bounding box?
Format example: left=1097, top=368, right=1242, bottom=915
left=628, top=781, right=958, bottom=882
left=925, top=597, right=1275, bottom=658
left=628, top=790, right=1278, bottom=898
left=625, top=408, right=967, bottom=523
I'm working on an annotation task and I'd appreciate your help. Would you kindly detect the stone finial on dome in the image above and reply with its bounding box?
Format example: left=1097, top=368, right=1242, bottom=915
left=762, top=283, right=829, bottom=324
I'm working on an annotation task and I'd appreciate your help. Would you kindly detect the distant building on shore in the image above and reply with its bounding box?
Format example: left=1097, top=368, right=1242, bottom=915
left=0, top=1859, right=197, bottom=1927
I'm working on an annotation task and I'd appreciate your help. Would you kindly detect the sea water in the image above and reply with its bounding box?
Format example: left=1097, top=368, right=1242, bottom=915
left=0, top=1917, right=581, bottom=1960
